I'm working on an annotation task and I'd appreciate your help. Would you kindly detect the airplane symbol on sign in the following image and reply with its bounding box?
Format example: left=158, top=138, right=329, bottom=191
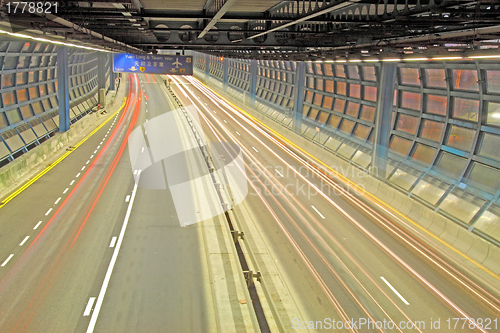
left=173, top=58, right=182, bottom=68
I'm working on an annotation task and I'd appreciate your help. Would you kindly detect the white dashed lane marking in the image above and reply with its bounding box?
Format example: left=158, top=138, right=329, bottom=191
left=311, top=205, right=325, bottom=219
left=19, top=236, right=29, bottom=246
left=1, top=254, right=14, bottom=267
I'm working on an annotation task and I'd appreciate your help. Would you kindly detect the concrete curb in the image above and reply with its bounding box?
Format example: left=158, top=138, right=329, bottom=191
left=467, top=236, right=491, bottom=264
left=453, top=227, right=475, bottom=254
left=0, top=112, right=99, bottom=193
left=482, top=245, right=500, bottom=275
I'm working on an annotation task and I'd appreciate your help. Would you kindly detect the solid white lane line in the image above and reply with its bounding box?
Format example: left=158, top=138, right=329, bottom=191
left=81, top=166, right=86, bottom=171
left=83, top=297, right=96, bottom=316
left=381, top=277, right=410, bottom=305
left=236, top=131, right=240, bottom=136
left=19, top=236, right=29, bottom=246
left=76, top=173, right=81, bottom=178
left=63, top=188, right=69, bottom=194
left=54, top=197, right=61, bottom=205
left=45, top=208, right=52, bottom=216
left=275, top=169, right=284, bottom=178
left=311, top=205, right=325, bottom=219
left=252, top=147, right=258, bottom=153
left=34, top=221, right=42, bottom=229
left=1, top=254, right=14, bottom=267
left=86, top=173, right=141, bottom=333
left=125, top=195, right=130, bottom=202
left=70, top=180, right=75, bottom=185
left=109, top=237, right=117, bottom=248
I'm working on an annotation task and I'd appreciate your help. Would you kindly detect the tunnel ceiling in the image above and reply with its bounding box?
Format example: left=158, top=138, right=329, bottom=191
left=1, top=0, right=500, bottom=60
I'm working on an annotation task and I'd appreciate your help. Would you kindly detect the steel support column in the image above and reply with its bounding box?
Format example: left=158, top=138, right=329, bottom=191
left=372, top=62, right=397, bottom=179
left=56, top=46, right=70, bottom=132
left=292, top=61, right=305, bottom=134
left=249, top=59, right=257, bottom=106
left=205, top=53, right=210, bottom=82
left=97, top=52, right=107, bottom=105
left=109, top=54, right=116, bottom=90
left=223, top=57, right=229, bottom=90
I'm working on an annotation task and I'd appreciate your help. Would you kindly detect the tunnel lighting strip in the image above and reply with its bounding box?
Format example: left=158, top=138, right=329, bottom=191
left=315, top=54, right=500, bottom=63
left=0, top=29, right=112, bottom=52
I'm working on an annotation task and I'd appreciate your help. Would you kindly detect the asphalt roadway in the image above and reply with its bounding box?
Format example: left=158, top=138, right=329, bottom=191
left=0, top=72, right=499, bottom=333
left=0, top=74, right=217, bottom=333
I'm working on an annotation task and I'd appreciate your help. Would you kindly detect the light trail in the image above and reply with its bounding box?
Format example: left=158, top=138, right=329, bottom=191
left=187, top=75, right=500, bottom=305
left=184, top=75, right=500, bottom=312
left=174, top=74, right=497, bottom=332
left=1, top=74, right=142, bottom=333
left=173, top=75, right=422, bottom=331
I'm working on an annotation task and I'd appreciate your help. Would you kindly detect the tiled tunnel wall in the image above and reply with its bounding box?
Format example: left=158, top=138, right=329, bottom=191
left=193, top=52, right=500, bottom=244
left=0, top=41, right=112, bottom=167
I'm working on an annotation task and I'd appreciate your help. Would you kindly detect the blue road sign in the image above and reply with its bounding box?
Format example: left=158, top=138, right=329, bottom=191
left=113, top=53, right=193, bottom=75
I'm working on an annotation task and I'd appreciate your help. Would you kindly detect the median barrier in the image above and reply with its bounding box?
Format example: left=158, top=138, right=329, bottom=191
left=482, top=245, right=500, bottom=275
left=416, top=209, right=434, bottom=229
left=466, top=236, right=490, bottom=263
left=407, top=201, right=424, bottom=222
left=427, top=214, right=446, bottom=237
left=397, top=192, right=412, bottom=216
left=452, top=227, right=475, bottom=254
left=381, top=183, right=397, bottom=207
left=365, top=176, right=380, bottom=195
left=439, top=220, right=460, bottom=244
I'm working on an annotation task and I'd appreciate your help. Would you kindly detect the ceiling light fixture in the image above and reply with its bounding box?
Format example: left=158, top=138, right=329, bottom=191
left=468, top=54, right=500, bottom=59
left=404, top=57, right=429, bottom=61
left=432, top=56, right=462, bottom=60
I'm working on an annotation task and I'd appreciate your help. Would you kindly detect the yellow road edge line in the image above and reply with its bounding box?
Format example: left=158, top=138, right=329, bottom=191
left=0, top=97, right=127, bottom=209
left=196, top=79, right=500, bottom=280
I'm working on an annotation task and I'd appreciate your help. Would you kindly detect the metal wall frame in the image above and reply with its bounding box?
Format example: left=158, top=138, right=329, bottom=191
left=0, top=40, right=112, bottom=167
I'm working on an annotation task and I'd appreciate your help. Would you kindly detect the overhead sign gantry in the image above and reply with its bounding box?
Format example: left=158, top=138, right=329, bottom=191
left=113, top=53, right=193, bottom=75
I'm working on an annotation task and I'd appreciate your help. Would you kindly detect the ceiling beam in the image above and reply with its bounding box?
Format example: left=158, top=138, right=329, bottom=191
left=198, top=0, right=239, bottom=39
left=248, top=0, right=361, bottom=40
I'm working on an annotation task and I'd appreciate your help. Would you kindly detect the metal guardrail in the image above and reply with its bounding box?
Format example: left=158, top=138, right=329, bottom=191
left=164, top=83, right=272, bottom=333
